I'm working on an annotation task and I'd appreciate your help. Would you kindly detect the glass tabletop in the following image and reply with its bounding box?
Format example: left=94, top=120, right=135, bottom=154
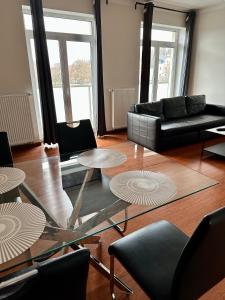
left=0, top=141, right=218, bottom=274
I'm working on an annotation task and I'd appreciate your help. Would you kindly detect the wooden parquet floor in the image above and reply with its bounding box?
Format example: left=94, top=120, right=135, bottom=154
left=12, top=132, right=225, bottom=300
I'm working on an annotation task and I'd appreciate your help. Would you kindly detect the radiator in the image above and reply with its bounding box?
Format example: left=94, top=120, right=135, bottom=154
left=110, top=88, right=137, bottom=129
left=0, top=94, right=36, bottom=146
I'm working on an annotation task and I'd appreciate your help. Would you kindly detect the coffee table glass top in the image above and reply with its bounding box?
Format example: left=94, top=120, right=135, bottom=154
left=0, top=141, right=218, bottom=273
left=206, top=126, right=225, bottom=136
left=203, top=127, right=225, bottom=157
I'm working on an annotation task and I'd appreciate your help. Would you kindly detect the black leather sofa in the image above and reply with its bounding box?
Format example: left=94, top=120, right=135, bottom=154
left=127, top=95, right=225, bottom=151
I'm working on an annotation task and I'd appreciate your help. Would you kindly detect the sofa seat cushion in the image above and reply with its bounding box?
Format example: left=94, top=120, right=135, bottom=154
left=161, top=114, right=225, bottom=137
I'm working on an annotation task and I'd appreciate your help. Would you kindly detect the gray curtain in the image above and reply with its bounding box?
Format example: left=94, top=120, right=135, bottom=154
left=180, top=10, right=196, bottom=96
left=140, top=2, right=154, bottom=103
left=30, top=0, right=57, bottom=144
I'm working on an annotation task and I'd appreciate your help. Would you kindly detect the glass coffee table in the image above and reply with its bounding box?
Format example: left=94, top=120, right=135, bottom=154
left=0, top=141, right=218, bottom=291
left=202, top=126, right=225, bottom=157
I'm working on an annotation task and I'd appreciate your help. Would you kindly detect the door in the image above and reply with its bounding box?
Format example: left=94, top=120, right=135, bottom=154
left=47, top=35, right=96, bottom=126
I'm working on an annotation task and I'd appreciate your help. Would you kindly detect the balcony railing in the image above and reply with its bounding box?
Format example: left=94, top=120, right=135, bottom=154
left=53, top=84, right=93, bottom=123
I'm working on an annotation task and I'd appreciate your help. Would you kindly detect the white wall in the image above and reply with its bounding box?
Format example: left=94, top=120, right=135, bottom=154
left=0, top=0, right=31, bottom=94
left=0, top=0, right=185, bottom=133
left=101, top=1, right=142, bottom=129
left=189, top=4, right=225, bottom=105
left=101, top=3, right=185, bottom=129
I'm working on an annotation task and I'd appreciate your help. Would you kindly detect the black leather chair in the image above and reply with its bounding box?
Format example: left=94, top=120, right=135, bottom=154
left=0, top=248, right=90, bottom=300
left=56, top=119, right=104, bottom=222
left=0, top=131, right=13, bottom=166
left=0, top=132, right=19, bottom=202
left=109, top=206, right=225, bottom=300
left=57, top=120, right=127, bottom=234
left=56, top=120, right=97, bottom=161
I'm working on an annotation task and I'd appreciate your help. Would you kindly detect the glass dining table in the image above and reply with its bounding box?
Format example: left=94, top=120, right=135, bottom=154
left=0, top=141, right=218, bottom=290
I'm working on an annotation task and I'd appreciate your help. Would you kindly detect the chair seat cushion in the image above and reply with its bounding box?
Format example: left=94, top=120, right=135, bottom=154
left=65, top=173, right=118, bottom=217
left=161, top=114, right=225, bottom=137
left=109, top=221, right=189, bottom=300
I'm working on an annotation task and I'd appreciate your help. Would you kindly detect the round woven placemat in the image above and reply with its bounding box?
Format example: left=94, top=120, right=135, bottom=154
left=0, top=202, right=46, bottom=264
left=78, top=148, right=127, bottom=169
left=0, top=167, right=25, bottom=195
left=109, top=170, right=176, bottom=206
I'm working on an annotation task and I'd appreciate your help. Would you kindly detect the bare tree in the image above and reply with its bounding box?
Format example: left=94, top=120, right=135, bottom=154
left=50, top=60, right=91, bottom=87
left=69, top=60, right=91, bottom=85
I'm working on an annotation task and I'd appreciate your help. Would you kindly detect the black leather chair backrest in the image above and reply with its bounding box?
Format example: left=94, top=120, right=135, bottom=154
left=56, top=120, right=97, bottom=161
left=0, top=132, right=13, bottom=167
left=172, top=206, right=225, bottom=300
left=0, top=248, right=90, bottom=300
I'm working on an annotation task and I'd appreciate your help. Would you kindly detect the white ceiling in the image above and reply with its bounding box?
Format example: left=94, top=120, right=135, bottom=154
left=152, top=0, right=224, bottom=9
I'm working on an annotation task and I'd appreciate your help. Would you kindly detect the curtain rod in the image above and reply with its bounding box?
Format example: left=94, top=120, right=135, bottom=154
left=135, top=1, right=189, bottom=14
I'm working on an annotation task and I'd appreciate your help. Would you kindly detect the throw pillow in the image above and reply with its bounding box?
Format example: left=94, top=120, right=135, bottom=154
left=162, top=96, right=187, bottom=120
left=135, top=101, right=165, bottom=120
left=186, top=95, right=206, bottom=116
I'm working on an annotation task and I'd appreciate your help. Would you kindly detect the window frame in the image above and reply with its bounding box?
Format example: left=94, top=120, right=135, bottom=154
left=140, top=24, right=179, bottom=102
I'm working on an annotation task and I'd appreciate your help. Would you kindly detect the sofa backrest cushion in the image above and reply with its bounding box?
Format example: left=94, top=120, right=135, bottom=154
left=186, top=95, right=206, bottom=116
left=135, top=101, right=165, bottom=120
left=162, top=96, right=187, bottom=120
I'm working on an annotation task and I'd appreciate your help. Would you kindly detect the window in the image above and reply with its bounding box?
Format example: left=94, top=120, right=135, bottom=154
left=140, top=25, right=180, bottom=102
left=23, top=8, right=97, bottom=132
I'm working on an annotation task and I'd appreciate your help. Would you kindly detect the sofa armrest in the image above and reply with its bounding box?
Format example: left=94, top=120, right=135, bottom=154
left=205, top=104, right=225, bottom=115
left=127, top=112, right=161, bottom=151
left=129, top=104, right=136, bottom=113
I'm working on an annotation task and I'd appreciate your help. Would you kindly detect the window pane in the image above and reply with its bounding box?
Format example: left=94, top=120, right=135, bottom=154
left=152, top=29, right=176, bottom=42
left=23, top=13, right=92, bottom=35
left=140, top=27, right=176, bottom=43
left=140, top=27, right=143, bottom=40
left=149, top=47, right=155, bottom=102
left=24, top=14, right=33, bottom=30
left=30, top=39, right=41, bottom=118
left=157, top=48, right=174, bottom=101
left=47, top=40, right=66, bottom=122
left=44, top=16, right=92, bottom=35
left=67, top=41, right=92, bottom=121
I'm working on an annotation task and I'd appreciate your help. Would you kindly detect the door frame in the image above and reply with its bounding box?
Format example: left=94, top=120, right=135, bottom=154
left=23, top=6, right=97, bottom=130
